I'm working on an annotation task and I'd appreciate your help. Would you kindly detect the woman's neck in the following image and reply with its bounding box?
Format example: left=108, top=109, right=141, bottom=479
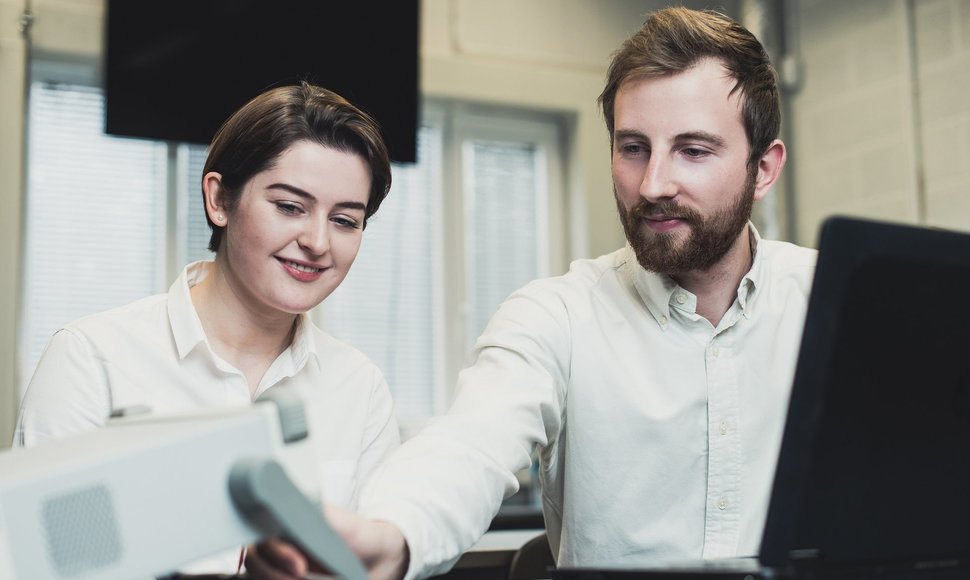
left=189, top=261, right=298, bottom=394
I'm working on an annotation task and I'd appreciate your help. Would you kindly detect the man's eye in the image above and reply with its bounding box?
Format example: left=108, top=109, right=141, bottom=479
left=682, top=147, right=708, bottom=158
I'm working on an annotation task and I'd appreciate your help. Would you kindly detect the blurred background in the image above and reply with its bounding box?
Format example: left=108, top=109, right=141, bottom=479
left=0, top=0, right=968, bottom=455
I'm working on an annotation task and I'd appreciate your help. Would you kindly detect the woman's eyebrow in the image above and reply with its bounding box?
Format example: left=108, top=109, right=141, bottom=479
left=334, top=201, right=366, bottom=211
left=267, top=183, right=366, bottom=211
left=267, top=182, right=315, bottom=200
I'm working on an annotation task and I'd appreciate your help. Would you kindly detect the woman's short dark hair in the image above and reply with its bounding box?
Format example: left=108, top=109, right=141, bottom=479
left=598, top=7, right=781, bottom=169
left=202, top=81, right=392, bottom=252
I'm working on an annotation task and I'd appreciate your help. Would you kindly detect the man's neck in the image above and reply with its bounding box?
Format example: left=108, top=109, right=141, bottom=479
left=670, top=227, right=754, bottom=327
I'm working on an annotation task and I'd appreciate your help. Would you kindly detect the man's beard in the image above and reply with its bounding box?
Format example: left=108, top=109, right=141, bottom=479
left=617, top=171, right=756, bottom=275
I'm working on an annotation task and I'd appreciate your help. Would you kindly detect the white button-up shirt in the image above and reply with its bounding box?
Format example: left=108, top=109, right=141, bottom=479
left=359, top=230, right=816, bottom=579
left=15, top=261, right=400, bottom=573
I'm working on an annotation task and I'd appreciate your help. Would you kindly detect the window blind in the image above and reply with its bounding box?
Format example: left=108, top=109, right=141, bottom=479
left=463, top=140, right=542, bottom=347
left=21, top=82, right=167, bottom=398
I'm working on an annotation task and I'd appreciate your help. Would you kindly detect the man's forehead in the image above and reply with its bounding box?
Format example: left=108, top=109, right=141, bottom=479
left=613, top=63, right=745, bottom=135
left=616, top=62, right=742, bottom=104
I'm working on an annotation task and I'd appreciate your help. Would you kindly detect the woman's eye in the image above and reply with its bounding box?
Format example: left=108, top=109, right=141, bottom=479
left=276, top=202, right=302, bottom=215
left=332, top=216, right=361, bottom=229
left=622, top=143, right=644, bottom=155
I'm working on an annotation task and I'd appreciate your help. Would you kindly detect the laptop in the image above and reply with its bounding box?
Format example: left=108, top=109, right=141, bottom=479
left=552, top=216, right=970, bottom=580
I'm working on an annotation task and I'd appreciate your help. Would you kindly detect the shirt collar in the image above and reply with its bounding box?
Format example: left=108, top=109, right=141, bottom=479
left=168, top=261, right=212, bottom=360
left=738, top=223, right=763, bottom=319
left=623, top=248, right=679, bottom=328
left=167, top=260, right=320, bottom=371
left=625, top=222, right=765, bottom=327
left=289, top=311, right=321, bottom=372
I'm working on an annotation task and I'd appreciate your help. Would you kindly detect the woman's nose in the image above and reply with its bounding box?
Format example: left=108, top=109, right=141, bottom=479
left=298, top=216, right=330, bottom=255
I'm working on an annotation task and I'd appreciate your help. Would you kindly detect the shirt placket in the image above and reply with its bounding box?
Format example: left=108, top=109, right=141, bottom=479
left=702, top=339, right=742, bottom=558
left=221, top=365, right=252, bottom=403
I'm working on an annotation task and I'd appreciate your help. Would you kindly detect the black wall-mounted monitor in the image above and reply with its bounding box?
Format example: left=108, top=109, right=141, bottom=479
left=105, top=0, right=419, bottom=163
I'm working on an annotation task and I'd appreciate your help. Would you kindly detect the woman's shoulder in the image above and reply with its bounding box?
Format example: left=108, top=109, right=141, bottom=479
left=62, top=293, right=169, bottom=340
left=307, top=324, right=380, bottom=370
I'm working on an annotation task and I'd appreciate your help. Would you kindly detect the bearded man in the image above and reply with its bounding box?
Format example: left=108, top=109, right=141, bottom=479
left=248, top=7, right=817, bottom=580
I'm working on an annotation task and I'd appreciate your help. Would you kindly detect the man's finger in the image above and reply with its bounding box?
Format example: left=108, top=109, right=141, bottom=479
left=245, top=539, right=308, bottom=579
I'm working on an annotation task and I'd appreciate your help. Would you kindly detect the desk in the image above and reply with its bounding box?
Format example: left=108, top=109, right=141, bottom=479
left=430, top=529, right=545, bottom=580
left=430, top=505, right=547, bottom=580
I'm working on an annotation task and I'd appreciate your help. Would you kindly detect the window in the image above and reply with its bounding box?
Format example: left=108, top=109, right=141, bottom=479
left=21, top=75, right=567, bottom=434
left=22, top=81, right=168, bottom=398
left=319, top=105, right=564, bottom=431
left=20, top=75, right=213, bottom=401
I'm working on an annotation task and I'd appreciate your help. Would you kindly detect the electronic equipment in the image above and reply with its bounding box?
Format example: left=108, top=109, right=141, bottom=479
left=104, top=0, right=420, bottom=163
left=0, top=388, right=366, bottom=579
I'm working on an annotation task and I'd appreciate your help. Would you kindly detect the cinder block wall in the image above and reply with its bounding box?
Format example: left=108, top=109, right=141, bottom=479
left=916, top=0, right=970, bottom=229
left=791, top=0, right=970, bottom=247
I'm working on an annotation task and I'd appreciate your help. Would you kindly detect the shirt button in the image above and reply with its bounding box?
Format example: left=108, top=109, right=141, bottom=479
left=675, top=292, right=687, bottom=304
left=659, top=315, right=668, bottom=325
left=719, top=422, right=728, bottom=435
left=717, top=498, right=728, bottom=510
left=711, top=347, right=720, bottom=357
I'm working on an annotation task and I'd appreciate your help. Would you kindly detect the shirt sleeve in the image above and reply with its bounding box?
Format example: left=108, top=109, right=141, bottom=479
left=357, top=283, right=570, bottom=579
left=14, top=328, right=112, bottom=447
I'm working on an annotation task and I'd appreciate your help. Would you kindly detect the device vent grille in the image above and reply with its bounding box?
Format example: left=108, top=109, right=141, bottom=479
left=42, top=484, right=123, bottom=577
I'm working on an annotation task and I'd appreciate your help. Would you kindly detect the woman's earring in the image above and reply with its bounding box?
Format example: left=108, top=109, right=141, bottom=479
left=217, top=214, right=224, bottom=222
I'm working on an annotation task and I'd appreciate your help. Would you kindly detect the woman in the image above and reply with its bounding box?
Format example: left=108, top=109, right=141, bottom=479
left=14, top=82, right=400, bottom=573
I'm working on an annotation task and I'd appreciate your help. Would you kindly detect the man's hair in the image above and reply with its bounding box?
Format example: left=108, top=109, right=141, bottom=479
left=202, top=81, right=392, bottom=252
left=598, top=6, right=780, bottom=168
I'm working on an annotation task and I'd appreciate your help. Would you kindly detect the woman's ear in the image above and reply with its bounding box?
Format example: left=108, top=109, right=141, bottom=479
left=202, top=171, right=228, bottom=226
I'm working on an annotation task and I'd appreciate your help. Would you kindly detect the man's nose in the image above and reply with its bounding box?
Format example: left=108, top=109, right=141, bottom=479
left=639, top=157, right=677, bottom=202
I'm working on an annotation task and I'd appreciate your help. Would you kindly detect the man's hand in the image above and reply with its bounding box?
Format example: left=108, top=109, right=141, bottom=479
left=245, top=505, right=410, bottom=580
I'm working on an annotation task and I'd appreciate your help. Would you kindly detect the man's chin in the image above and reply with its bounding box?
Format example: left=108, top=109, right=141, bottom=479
left=630, top=240, right=689, bottom=274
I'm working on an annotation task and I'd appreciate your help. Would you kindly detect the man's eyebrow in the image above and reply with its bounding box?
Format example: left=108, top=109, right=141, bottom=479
left=613, top=129, right=649, bottom=143
left=613, top=129, right=726, bottom=149
left=267, top=183, right=366, bottom=211
left=675, top=131, right=726, bottom=148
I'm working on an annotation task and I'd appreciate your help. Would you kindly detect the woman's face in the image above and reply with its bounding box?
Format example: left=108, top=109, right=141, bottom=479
left=212, top=140, right=372, bottom=317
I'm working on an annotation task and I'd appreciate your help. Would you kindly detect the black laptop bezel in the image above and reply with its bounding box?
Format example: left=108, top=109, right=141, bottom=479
left=760, top=215, right=970, bottom=570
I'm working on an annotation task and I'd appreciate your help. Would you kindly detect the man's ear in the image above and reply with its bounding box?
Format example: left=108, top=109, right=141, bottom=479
left=202, top=172, right=228, bottom=225
left=752, top=140, right=786, bottom=201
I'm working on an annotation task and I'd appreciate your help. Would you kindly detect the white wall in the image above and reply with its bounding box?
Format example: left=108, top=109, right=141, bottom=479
left=0, top=0, right=29, bottom=447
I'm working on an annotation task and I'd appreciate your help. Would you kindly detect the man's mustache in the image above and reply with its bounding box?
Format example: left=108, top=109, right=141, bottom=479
left=628, top=200, right=700, bottom=223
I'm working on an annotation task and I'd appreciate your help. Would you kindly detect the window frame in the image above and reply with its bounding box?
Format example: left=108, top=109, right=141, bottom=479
left=430, top=100, right=567, bottom=409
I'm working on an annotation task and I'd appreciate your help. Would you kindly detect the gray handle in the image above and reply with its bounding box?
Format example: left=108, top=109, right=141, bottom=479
left=228, top=458, right=367, bottom=580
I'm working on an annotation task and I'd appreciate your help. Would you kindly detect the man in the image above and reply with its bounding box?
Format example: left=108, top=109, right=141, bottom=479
left=247, top=7, right=816, bottom=580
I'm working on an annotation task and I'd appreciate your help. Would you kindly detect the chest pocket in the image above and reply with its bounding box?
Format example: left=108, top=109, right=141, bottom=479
left=319, top=459, right=358, bottom=509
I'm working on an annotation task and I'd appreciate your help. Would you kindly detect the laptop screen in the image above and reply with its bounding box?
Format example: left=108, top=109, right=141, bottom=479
left=761, top=216, right=970, bottom=568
